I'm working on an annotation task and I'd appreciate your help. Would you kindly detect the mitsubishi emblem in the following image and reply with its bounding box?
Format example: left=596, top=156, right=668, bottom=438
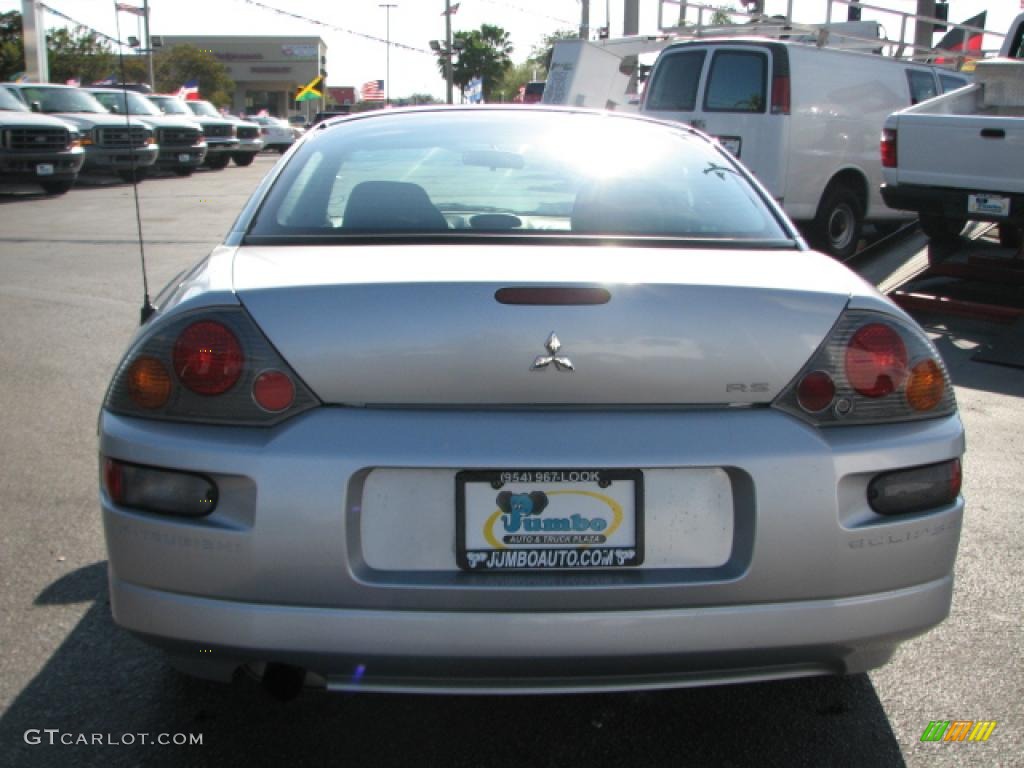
left=531, top=332, right=574, bottom=372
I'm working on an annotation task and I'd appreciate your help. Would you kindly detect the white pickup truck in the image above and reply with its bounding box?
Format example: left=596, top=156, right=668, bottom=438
left=880, top=13, right=1024, bottom=249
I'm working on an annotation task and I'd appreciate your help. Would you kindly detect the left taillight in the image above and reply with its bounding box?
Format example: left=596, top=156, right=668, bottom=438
left=774, top=309, right=956, bottom=426
left=103, top=307, right=318, bottom=425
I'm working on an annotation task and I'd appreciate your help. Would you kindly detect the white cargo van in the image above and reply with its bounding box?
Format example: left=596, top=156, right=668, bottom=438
left=641, top=39, right=968, bottom=258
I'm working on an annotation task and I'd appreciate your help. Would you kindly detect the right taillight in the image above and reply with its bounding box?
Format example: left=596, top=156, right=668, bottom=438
left=774, top=310, right=956, bottom=426
left=771, top=75, right=791, bottom=115
left=880, top=128, right=897, bottom=168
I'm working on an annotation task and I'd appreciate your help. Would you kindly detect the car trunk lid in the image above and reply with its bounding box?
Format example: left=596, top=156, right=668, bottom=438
left=234, top=244, right=862, bottom=406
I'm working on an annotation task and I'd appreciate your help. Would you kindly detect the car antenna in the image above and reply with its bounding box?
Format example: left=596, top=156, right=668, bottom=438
left=113, top=7, right=154, bottom=325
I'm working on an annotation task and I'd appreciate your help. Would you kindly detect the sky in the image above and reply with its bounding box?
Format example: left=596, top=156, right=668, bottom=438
left=2, top=0, right=1020, bottom=100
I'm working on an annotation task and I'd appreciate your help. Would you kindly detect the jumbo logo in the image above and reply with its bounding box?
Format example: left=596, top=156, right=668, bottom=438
left=482, top=490, right=623, bottom=549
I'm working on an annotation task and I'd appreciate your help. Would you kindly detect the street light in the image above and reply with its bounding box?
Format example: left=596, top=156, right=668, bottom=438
left=379, top=3, right=397, bottom=107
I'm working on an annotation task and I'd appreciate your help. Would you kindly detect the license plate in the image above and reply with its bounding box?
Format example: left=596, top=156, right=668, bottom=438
left=716, top=136, right=741, bottom=158
left=457, top=469, right=643, bottom=571
left=178, top=154, right=192, bottom=163
left=36, top=163, right=54, bottom=176
left=968, top=193, right=1010, bottom=217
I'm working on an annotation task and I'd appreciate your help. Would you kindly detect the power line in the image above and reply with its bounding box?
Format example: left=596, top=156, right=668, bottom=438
left=38, top=3, right=128, bottom=47
left=475, top=0, right=576, bottom=28
left=232, top=0, right=433, bottom=55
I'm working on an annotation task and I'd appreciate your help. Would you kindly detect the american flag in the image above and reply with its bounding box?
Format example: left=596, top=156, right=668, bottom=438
left=360, top=80, right=385, bottom=101
left=115, top=3, right=146, bottom=15
left=176, top=79, right=200, bottom=100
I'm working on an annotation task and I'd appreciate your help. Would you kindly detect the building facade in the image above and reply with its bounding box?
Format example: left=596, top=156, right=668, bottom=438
left=155, top=35, right=327, bottom=117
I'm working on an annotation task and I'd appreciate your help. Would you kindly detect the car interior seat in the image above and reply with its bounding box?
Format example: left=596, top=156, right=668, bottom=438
left=571, top=178, right=678, bottom=235
left=342, top=180, right=449, bottom=231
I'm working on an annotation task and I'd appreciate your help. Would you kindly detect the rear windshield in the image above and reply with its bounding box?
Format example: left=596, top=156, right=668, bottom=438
left=704, top=51, right=766, bottom=113
left=246, top=110, right=788, bottom=242
left=645, top=49, right=706, bottom=111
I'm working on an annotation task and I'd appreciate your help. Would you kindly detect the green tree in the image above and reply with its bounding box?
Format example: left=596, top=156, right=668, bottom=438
left=403, top=92, right=439, bottom=105
left=1, top=11, right=25, bottom=81
left=437, top=24, right=513, bottom=103
left=711, top=6, right=737, bottom=25
left=154, top=44, right=233, bottom=106
left=494, top=60, right=534, bottom=103
left=47, top=26, right=117, bottom=84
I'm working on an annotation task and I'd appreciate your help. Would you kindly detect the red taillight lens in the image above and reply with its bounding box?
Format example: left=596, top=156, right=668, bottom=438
left=796, top=370, right=836, bottom=412
left=771, top=75, right=791, bottom=115
left=880, top=129, right=897, bottom=168
left=845, top=323, right=908, bottom=398
left=173, top=321, right=244, bottom=395
left=252, top=370, right=295, bottom=412
left=104, top=458, right=124, bottom=504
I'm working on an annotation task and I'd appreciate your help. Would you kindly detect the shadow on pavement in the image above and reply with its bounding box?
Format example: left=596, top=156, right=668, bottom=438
left=2, top=562, right=906, bottom=767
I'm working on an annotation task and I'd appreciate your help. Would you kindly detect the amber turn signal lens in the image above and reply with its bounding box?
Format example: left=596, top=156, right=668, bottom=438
left=905, top=359, right=944, bottom=411
left=127, top=356, right=172, bottom=409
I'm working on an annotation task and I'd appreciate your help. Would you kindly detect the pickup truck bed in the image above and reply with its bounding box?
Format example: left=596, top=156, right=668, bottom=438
left=880, top=43, right=1024, bottom=249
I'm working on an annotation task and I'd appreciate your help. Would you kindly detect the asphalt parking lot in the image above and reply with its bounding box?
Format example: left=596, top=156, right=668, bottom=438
left=0, top=156, right=1021, bottom=767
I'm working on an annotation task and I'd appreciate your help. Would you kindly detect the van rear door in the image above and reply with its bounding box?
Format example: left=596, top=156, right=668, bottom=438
left=643, top=43, right=787, bottom=202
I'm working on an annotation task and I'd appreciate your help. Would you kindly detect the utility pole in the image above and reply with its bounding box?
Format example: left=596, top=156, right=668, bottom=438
left=143, top=0, right=155, bottom=89
left=580, top=0, right=589, bottom=40
left=623, top=0, right=639, bottom=35
left=445, top=0, right=453, bottom=104
left=914, top=0, right=936, bottom=58
left=380, top=3, right=396, bottom=106
left=20, top=0, right=48, bottom=82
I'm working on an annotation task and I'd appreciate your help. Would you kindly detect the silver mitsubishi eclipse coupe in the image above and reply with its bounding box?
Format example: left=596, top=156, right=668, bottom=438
left=99, top=106, right=965, bottom=696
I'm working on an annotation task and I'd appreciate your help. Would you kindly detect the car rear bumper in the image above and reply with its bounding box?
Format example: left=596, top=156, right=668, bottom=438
left=100, top=406, right=964, bottom=691
left=110, top=572, right=953, bottom=693
left=881, top=182, right=1024, bottom=222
